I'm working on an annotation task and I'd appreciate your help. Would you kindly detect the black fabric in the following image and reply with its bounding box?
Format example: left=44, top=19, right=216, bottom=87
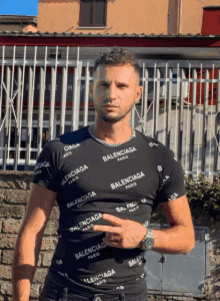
left=32, top=126, right=185, bottom=295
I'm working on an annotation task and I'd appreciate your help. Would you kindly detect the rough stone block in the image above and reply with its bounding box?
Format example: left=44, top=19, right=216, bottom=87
left=2, top=250, right=14, bottom=265
left=42, top=252, right=53, bottom=267
left=5, top=189, right=29, bottom=204
left=0, top=234, right=17, bottom=248
left=0, top=265, right=11, bottom=280
left=32, top=268, right=48, bottom=284
left=30, top=284, right=42, bottom=298
left=0, top=189, right=5, bottom=203
left=49, top=207, right=60, bottom=223
left=0, top=280, right=12, bottom=295
left=3, top=219, right=23, bottom=234
left=41, top=237, right=58, bottom=251
left=37, top=254, right=42, bottom=267
left=44, top=220, right=58, bottom=236
left=0, top=205, right=25, bottom=218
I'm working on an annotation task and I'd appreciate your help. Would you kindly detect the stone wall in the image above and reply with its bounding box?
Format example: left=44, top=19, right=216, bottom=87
left=0, top=171, right=219, bottom=301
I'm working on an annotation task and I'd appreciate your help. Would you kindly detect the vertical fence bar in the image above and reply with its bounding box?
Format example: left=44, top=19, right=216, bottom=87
left=201, top=68, right=209, bottom=173
left=26, top=46, right=37, bottom=169
left=213, top=68, right=220, bottom=176
left=209, top=64, right=215, bottom=178
left=140, top=62, right=145, bottom=133
left=3, top=66, right=11, bottom=170
left=151, top=63, right=156, bottom=138
left=60, top=46, right=69, bottom=135
left=72, top=48, right=82, bottom=131
left=0, top=46, right=5, bottom=169
left=8, top=46, right=16, bottom=167
left=177, top=64, right=183, bottom=161
left=188, top=68, right=197, bottom=176
left=154, top=67, right=160, bottom=140
left=49, top=46, right=58, bottom=140
left=37, top=46, right=47, bottom=156
left=163, top=63, right=168, bottom=145
left=7, top=46, right=16, bottom=162
left=143, top=68, right=149, bottom=135
left=25, top=66, right=33, bottom=169
left=184, top=65, right=191, bottom=174
left=166, top=67, right=172, bottom=148
left=196, top=64, right=203, bottom=178
left=0, top=46, right=5, bottom=129
left=18, top=46, right=26, bottom=167
left=14, top=66, right=22, bottom=170
left=72, top=47, right=78, bottom=131
left=175, top=64, right=180, bottom=158
left=83, top=62, right=90, bottom=127
left=38, top=66, right=45, bottom=153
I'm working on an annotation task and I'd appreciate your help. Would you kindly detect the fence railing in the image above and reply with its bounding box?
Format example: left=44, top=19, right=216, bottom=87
left=0, top=45, right=220, bottom=180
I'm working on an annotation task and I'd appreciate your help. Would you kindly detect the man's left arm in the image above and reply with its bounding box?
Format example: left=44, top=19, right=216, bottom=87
left=93, top=195, right=195, bottom=254
left=149, top=194, right=195, bottom=254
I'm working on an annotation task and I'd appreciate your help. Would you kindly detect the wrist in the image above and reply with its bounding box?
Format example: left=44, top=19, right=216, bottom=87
left=138, top=227, right=148, bottom=249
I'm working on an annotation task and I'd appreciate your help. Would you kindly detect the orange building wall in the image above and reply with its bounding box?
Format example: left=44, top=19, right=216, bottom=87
left=23, top=24, right=38, bottom=32
left=37, top=0, right=220, bottom=35
left=181, top=0, right=220, bottom=34
left=38, top=0, right=169, bottom=34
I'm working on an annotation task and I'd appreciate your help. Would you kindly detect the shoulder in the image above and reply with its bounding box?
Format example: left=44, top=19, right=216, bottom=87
left=44, top=126, right=90, bottom=152
left=136, top=130, right=175, bottom=158
left=59, top=126, right=90, bottom=145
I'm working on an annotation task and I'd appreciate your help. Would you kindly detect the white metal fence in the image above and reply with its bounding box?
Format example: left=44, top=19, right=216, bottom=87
left=0, top=45, right=220, bottom=180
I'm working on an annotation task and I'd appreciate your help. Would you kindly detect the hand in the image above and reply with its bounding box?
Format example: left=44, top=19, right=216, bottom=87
left=92, top=214, right=147, bottom=249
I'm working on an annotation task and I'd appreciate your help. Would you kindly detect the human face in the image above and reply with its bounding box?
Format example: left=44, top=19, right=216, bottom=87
left=89, top=64, right=143, bottom=124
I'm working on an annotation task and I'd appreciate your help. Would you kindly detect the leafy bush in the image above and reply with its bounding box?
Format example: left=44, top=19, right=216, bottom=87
left=151, top=174, right=220, bottom=226
left=186, top=174, right=220, bottom=224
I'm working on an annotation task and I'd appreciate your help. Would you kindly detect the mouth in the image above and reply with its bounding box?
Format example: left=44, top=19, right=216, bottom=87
left=102, top=105, right=118, bottom=108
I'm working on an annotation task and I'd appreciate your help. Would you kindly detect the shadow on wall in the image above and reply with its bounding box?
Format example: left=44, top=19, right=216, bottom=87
left=167, top=0, right=180, bottom=34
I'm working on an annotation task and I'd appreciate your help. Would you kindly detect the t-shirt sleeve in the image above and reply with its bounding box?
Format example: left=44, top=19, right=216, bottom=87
left=156, top=147, right=186, bottom=203
left=32, top=140, right=62, bottom=193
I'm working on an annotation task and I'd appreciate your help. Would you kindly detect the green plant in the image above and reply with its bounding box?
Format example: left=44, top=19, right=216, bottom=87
left=151, top=173, right=220, bottom=226
left=186, top=174, right=220, bottom=224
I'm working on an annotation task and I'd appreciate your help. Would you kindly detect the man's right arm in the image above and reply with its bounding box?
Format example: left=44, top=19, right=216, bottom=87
left=12, top=183, right=57, bottom=301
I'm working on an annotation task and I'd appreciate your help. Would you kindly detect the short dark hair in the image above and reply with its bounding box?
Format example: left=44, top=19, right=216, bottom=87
left=93, top=47, right=141, bottom=85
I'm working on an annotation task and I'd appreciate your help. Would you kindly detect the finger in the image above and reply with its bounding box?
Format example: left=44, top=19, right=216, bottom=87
left=102, top=214, right=124, bottom=226
left=92, top=225, right=121, bottom=233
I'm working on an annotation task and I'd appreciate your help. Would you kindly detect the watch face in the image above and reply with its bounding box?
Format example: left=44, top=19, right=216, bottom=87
left=143, top=238, right=154, bottom=250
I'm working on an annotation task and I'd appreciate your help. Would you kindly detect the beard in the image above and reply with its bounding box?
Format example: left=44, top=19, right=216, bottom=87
left=98, top=104, right=134, bottom=123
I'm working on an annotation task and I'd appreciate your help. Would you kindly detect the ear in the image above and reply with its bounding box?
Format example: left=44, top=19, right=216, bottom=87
left=135, top=86, right=143, bottom=103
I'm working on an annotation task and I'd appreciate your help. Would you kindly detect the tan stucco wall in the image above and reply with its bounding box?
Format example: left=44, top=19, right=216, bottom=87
left=38, top=0, right=220, bottom=34
left=180, top=0, right=220, bottom=34
left=23, top=24, right=38, bottom=32
left=38, top=0, right=169, bottom=34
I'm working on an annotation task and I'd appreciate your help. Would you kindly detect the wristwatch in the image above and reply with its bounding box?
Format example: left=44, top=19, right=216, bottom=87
left=140, top=228, right=155, bottom=250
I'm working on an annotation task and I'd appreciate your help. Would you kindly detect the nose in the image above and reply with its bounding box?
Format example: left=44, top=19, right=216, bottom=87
left=107, top=83, right=117, bottom=101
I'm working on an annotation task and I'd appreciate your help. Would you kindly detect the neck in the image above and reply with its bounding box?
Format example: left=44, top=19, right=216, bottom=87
left=92, top=120, right=133, bottom=145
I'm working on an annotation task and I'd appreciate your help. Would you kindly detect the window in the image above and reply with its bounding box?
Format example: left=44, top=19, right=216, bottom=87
left=79, top=0, right=107, bottom=27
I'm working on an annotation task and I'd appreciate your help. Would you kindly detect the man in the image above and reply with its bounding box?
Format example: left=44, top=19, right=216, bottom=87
left=12, top=48, right=195, bottom=301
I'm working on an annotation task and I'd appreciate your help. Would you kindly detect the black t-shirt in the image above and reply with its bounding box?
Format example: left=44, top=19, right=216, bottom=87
left=32, top=126, right=185, bottom=295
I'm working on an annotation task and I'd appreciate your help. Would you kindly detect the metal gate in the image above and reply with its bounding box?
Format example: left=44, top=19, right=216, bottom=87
left=0, top=45, right=220, bottom=179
